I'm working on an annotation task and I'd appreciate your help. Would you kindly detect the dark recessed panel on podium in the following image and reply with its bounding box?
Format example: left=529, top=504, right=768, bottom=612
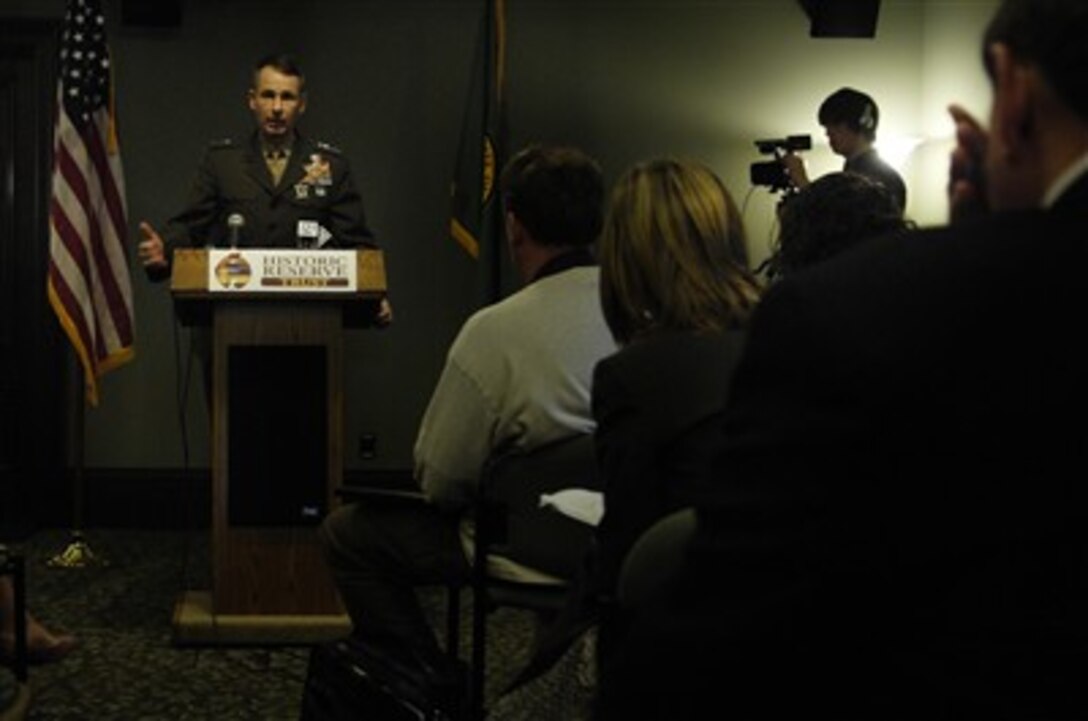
left=227, top=345, right=328, bottom=527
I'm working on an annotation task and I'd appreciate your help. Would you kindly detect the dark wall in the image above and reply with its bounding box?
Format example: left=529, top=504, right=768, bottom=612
left=2, top=0, right=998, bottom=483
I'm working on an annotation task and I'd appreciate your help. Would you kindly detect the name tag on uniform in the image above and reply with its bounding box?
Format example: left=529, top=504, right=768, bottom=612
left=297, top=220, right=320, bottom=244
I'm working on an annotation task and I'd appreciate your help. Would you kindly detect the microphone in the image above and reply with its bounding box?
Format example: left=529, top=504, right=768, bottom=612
left=227, top=213, right=245, bottom=248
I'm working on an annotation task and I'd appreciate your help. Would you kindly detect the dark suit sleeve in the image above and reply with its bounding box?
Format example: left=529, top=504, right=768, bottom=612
left=591, top=357, right=670, bottom=598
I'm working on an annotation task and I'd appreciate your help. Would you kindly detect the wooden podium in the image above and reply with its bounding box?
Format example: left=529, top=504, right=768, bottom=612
left=169, top=248, right=386, bottom=644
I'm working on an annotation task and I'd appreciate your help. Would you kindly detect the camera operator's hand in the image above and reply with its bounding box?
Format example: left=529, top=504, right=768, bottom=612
left=781, top=153, right=811, bottom=189
left=948, top=104, right=989, bottom=224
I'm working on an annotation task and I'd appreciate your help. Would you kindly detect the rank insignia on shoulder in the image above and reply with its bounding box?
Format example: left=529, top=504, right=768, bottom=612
left=314, top=140, right=342, bottom=156
left=208, top=137, right=235, bottom=149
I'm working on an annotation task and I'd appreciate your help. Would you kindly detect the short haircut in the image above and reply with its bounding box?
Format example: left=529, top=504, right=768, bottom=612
left=499, top=145, right=604, bottom=248
left=818, top=87, right=879, bottom=141
left=599, top=159, right=761, bottom=345
left=984, top=0, right=1088, bottom=121
left=767, top=172, right=909, bottom=279
left=253, top=53, right=306, bottom=94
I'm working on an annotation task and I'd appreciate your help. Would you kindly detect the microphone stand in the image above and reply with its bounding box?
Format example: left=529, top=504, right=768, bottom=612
left=47, top=356, right=108, bottom=568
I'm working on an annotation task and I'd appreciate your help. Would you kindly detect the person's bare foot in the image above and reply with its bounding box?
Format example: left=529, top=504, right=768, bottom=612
left=1, top=613, right=78, bottom=664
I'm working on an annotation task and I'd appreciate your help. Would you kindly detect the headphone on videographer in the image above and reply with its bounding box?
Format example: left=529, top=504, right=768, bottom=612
left=818, top=87, right=879, bottom=142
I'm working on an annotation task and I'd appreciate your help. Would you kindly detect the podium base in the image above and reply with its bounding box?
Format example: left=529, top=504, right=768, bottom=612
left=46, top=532, right=109, bottom=568
left=171, top=590, right=351, bottom=646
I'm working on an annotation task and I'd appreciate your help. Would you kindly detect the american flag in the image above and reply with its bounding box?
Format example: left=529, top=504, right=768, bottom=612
left=47, top=0, right=135, bottom=406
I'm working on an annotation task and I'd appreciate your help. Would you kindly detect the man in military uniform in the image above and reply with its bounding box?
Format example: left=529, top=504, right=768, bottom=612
left=138, top=53, right=391, bottom=323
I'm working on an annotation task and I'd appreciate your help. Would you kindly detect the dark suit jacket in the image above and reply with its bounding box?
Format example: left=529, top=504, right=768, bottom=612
left=601, top=175, right=1088, bottom=720
left=164, top=131, right=373, bottom=252
left=511, top=330, right=747, bottom=691
left=591, top=329, right=747, bottom=598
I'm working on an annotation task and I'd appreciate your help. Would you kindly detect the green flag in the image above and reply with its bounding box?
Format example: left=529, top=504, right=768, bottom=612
left=449, top=0, right=507, bottom=301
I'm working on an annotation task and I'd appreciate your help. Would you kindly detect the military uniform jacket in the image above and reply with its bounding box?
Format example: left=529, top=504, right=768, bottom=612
left=163, top=131, right=374, bottom=252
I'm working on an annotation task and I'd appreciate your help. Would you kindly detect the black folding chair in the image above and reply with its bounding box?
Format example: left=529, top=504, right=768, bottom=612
left=334, top=433, right=601, bottom=720
left=466, top=434, right=601, bottom=719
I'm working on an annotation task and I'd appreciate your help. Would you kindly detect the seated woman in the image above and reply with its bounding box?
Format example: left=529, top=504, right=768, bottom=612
left=596, top=169, right=918, bottom=720
left=761, top=171, right=911, bottom=281
left=0, top=576, right=76, bottom=665
left=516, top=158, right=761, bottom=686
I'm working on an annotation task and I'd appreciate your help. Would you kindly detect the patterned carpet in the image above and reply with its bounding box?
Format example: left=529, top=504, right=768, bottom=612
left=0, top=529, right=595, bottom=720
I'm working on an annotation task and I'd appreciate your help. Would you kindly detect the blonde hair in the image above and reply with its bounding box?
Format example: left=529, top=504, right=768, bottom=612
left=599, top=159, right=761, bottom=344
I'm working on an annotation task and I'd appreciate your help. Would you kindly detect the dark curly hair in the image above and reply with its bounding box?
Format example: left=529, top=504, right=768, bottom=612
left=764, top=172, right=910, bottom=280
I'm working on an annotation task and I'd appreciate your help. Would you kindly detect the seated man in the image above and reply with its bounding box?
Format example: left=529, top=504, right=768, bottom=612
left=319, top=144, right=616, bottom=690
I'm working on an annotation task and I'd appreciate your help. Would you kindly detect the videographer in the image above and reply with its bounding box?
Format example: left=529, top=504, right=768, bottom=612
left=781, top=87, right=907, bottom=211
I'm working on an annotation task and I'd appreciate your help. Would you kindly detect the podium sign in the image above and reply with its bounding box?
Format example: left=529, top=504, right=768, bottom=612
left=170, top=248, right=385, bottom=644
left=205, top=249, right=359, bottom=293
left=172, top=247, right=385, bottom=297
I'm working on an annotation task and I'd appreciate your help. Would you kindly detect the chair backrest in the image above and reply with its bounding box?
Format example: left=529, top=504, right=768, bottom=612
left=478, top=434, right=601, bottom=581
left=617, top=507, right=696, bottom=608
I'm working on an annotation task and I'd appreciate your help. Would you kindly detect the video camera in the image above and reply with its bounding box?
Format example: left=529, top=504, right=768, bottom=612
left=749, top=135, right=812, bottom=192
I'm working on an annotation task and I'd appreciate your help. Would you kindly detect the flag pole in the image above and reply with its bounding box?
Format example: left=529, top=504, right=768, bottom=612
left=47, top=359, right=107, bottom=569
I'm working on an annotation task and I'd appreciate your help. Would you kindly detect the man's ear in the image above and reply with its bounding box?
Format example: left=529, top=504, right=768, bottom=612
left=505, top=210, right=522, bottom=246
left=988, top=43, right=1034, bottom=161
left=246, top=88, right=257, bottom=112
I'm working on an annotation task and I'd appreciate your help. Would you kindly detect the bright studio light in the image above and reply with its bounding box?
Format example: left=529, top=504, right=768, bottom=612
left=875, top=135, right=924, bottom=171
